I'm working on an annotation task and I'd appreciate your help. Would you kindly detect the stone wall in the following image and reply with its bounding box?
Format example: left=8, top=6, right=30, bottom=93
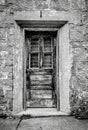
left=0, top=0, right=88, bottom=114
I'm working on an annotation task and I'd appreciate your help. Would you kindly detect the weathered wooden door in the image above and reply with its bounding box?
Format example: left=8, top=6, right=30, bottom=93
left=26, top=31, right=57, bottom=108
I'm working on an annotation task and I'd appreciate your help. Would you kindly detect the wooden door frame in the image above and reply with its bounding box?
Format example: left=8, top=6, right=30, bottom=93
left=23, top=28, right=59, bottom=110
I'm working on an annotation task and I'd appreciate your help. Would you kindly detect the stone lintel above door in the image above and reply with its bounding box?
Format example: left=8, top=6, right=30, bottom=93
left=14, top=10, right=69, bottom=21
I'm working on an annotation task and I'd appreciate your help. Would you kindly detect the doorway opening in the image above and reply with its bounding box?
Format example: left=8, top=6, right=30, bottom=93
left=13, top=11, right=70, bottom=114
left=24, top=30, right=59, bottom=110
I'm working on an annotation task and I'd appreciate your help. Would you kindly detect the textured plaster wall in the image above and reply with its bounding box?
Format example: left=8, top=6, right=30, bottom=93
left=0, top=0, right=88, bottom=113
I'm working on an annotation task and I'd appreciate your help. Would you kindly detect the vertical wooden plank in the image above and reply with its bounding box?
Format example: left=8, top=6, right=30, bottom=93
left=56, top=31, right=60, bottom=111
left=28, top=39, right=30, bottom=69
left=39, top=37, right=41, bottom=68
left=50, top=37, right=53, bottom=68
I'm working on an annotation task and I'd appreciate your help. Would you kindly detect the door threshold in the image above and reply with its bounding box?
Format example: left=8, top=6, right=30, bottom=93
left=17, top=108, right=69, bottom=117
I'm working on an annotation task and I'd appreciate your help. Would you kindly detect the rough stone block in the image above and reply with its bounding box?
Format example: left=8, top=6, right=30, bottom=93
left=0, top=97, right=7, bottom=104
left=0, top=40, right=7, bottom=46
left=0, top=105, right=7, bottom=111
left=75, top=58, right=88, bottom=86
left=50, top=0, right=69, bottom=10
left=6, top=0, right=14, bottom=4
left=0, top=51, right=8, bottom=57
left=6, top=57, right=13, bottom=66
left=0, top=72, right=9, bottom=80
left=11, top=0, right=33, bottom=11
left=72, top=47, right=87, bottom=62
left=0, top=59, right=6, bottom=68
left=0, top=29, right=7, bottom=42
left=84, top=24, right=88, bottom=34
left=70, top=26, right=84, bottom=42
left=83, top=24, right=88, bottom=42
left=0, top=89, right=4, bottom=96
left=70, top=41, right=83, bottom=48
left=82, top=11, right=88, bottom=24
left=70, top=76, right=78, bottom=89
left=0, top=0, right=5, bottom=5
left=34, top=0, right=49, bottom=9
left=5, top=90, right=12, bottom=99
left=70, top=0, right=86, bottom=10
left=69, top=10, right=82, bottom=25
left=3, top=79, right=13, bottom=87
left=8, top=99, right=13, bottom=111
left=9, top=28, right=15, bottom=35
